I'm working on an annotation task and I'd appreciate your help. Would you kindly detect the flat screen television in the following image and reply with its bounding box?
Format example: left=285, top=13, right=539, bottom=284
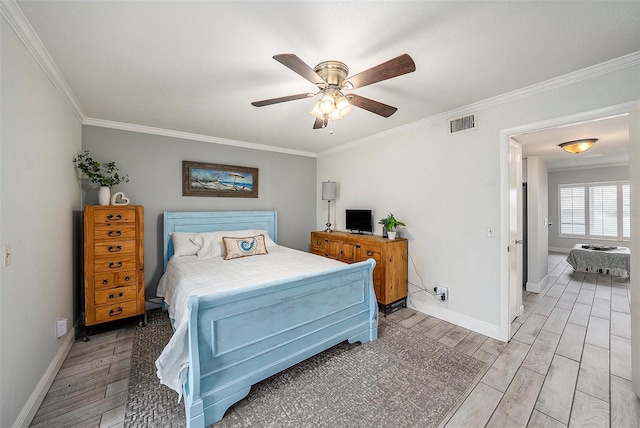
left=345, top=209, right=373, bottom=234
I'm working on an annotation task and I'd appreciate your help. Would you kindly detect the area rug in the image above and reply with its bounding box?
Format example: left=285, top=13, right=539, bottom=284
left=124, top=309, right=485, bottom=428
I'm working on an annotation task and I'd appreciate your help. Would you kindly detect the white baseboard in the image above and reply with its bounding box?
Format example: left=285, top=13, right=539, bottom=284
left=549, top=246, right=571, bottom=253
left=526, top=275, right=550, bottom=293
left=13, top=327, right=75, bottom=428
left=407, top=299, right=501, bottom=341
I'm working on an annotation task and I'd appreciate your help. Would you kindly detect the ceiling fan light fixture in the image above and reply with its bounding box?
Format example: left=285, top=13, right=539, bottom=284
left=559, top=138, right=598, bottom=154
left=335, top=94, right=353, bottom=117
left=254, top=53, right=416, bottom=130
left=310, top=101, right=325, bottom=119
left=319, top=92, right=336, bottom=114
left=330, top=108, right=342, bottom=121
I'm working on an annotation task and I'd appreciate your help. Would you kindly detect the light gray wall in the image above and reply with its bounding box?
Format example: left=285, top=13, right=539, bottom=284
left=1, top=16, right=82, bottom=427
left=318, top=63, right=640, bottom=340
left=82, top=126, right=317, bottom=298
left=548, top=164, right=629, bottom=252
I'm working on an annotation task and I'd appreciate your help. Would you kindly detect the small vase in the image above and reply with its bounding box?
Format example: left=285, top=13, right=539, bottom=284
left=387, top=231, right=397, bottom=240
left=98, top=186, right=111, bottom=206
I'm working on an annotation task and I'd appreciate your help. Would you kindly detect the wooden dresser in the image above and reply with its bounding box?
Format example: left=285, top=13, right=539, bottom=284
left=83, top=205, right=145, bottom=327
left=310, top=231, right=407, bottom=310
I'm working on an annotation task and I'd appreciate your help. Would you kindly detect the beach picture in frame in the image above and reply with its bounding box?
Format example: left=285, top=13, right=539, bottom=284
left=182, top=161, right=258, bottom=198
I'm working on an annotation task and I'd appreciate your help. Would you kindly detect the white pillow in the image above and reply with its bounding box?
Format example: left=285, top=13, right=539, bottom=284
left=191, top=232, right=221, bottom=258
left=192, top=229, right=277, bottom=258
left=253, top=229, right=278, bottom=248
left=170, top=232, right=200, bottom=257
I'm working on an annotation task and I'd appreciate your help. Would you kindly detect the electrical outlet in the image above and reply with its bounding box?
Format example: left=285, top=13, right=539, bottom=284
left=433, top=286, right=449, bottom=301
left=3, top=244, right=11, bottom=267
left=56, top=318, right=68, bottom=338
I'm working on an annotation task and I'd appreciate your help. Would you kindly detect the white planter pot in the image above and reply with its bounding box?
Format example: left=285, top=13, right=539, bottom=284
left=387, top=231, right=397, bottom=240
left=98, top=186, right=111, bottom=206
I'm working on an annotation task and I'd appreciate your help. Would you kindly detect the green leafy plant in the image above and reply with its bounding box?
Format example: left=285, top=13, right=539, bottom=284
left=73, top=150, right=129, bottom=187
left=378, top=213, right=406, bottom=231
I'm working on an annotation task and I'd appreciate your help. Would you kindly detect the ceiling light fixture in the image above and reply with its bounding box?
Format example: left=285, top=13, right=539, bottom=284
left=310, top=89, right=353, bottom=122
left=252, top=54, right=416, bottom=130
left=558, top=138, right=598, bottom=154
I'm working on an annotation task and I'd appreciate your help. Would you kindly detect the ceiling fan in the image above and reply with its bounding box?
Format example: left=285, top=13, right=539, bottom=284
left=251, top=53, right=416, bottom=129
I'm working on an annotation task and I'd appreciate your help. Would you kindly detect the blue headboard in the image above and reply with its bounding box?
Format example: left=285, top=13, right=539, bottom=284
left=163, top=210, right=278, bottom=270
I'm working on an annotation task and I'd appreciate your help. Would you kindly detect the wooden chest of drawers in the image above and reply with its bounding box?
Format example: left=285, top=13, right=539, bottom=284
left=310, top=231, right=407, bottom=308
left=84, top=205, right=145, bottom=326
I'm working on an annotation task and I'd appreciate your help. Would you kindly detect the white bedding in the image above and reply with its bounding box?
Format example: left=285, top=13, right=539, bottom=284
left=155, top=245, right=346, bottom=395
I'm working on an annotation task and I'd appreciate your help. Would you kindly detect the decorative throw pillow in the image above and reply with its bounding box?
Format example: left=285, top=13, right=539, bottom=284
left=223, top=235, right=268, bottom=260
left=170, top=232, right=200, bottom=257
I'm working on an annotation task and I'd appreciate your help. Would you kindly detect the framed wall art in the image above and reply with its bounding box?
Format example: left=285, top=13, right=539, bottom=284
left=182, top=161, right=259, bottom=198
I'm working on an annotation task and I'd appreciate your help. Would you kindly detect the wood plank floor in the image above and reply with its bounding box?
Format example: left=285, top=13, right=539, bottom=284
left=31, top=253, right=639, bottom=427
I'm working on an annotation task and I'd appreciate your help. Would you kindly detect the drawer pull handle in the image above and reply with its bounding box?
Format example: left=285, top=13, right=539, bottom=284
left=109, top=292, right=124, bottom=299
left=367, top=251, right=374, bottom=256
left=109, top=261, right=123, bottom=269
left=107, top=214, right=122, bottom=221
left=108, top=230, right=122, bottom=237
left=109, top=307, right=123, bottom=316
left=124, top=275, right=131, bottom=281
left=102, top=278, right=109, bottom=285
left=108, top=245, right=122, bottom=252
left=315, top=241, right=321, bottom=245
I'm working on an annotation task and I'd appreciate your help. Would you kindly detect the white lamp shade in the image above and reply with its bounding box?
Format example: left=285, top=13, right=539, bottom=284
left=322, top=181, right=336, bottom=200
left=310, top=101, right=325, bottom=119
left=335, top=94, right=353, bottom=117
left=319, top=92, right=335, bottom=114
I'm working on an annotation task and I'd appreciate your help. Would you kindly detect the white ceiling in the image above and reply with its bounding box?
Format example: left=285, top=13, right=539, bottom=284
left=11, top=1, right=640, bottom=160
left=515, top=114, right=630, bottom=170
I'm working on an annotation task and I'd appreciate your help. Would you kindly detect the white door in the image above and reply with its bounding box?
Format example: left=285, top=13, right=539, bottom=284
left=509, top=139, right=523, bottom=326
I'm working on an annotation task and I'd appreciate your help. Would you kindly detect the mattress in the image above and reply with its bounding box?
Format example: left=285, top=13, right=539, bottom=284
left=155, top=245, right=346, bottom=394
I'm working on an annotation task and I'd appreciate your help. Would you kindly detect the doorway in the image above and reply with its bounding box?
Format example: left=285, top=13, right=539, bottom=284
left=500, top=101, right=636, bottom=342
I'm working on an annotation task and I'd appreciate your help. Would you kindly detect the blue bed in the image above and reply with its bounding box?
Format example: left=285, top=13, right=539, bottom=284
left=159, top=210, right=378, bottom=427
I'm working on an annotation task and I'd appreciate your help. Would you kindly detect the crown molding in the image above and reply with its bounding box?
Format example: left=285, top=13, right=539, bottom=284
left=82, top=118, right=317, bottom=158
left=320, top=51, right=640, bottom=157
left=0, top=0, right=86, bottom=122
left=4, top=0, right=638, bottom=157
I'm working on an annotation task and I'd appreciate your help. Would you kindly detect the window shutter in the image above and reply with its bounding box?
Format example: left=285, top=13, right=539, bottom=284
left=589, top=185, right=617, bottom=237
left=560, top=186, right=585, bottom=235
left=558, top=181, right=628, bottom=240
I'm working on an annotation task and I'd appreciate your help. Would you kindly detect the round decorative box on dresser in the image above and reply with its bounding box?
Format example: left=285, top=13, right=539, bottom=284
left=83, top=205, right=145, bottom=328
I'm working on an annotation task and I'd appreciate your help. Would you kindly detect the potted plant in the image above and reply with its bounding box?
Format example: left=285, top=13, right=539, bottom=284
left=378, top=213, right=405, bottom=240
left=73, top=150, right=129, bottom=205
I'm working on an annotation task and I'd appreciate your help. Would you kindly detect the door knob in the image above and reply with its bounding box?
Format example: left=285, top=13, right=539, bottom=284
left=515, top=239, right=523, bottom=244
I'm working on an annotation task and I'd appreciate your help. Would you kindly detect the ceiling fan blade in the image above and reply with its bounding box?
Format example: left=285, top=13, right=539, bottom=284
left=313, top=115, right=329, bottom=129
left=347, top=54, right=416, bottom=89
left=251, top=93, right=314, bottom=107
left=273, top=54, right=327, bottom=87
left=349, top=94, right=398, bottom=117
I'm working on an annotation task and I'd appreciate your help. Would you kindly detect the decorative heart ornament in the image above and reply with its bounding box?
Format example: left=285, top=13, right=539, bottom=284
left=111, top=191, right=131, bottom=206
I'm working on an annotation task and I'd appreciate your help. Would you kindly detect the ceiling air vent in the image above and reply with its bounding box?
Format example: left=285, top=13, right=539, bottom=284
left=448, top=113, right=477, bottom=134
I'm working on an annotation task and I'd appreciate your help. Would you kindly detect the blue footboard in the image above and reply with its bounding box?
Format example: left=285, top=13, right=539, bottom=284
left=183, top=259, right=377, bottom=427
